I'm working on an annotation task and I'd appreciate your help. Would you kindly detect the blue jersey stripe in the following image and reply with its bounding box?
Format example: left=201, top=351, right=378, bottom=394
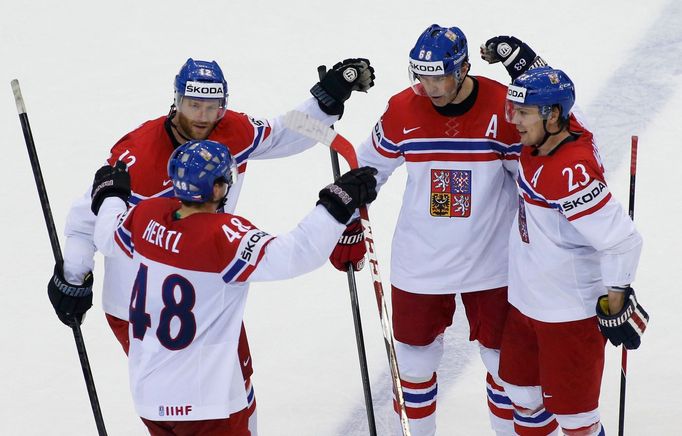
left=517, top=175, right=562, bottom=210
left=222, top=259, right=248, bottom=283
left=235, top=125, right=266, bottom=165
left=116, top=226, right=133, bottom=251
left=380, top=137, right=521, bottom=155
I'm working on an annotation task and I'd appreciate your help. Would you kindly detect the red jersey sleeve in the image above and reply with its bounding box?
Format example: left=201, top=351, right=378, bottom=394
left=217, top=215, right=275, bottom=283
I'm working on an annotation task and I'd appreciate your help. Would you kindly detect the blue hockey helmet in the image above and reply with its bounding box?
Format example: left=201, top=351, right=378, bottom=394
left=174, top=58, right=228, bottom=115
left=167, top=140, right=237, bottom=203
left=409, top=24, right=468, bottom=79
left=505, top=67, right=576, bottom=121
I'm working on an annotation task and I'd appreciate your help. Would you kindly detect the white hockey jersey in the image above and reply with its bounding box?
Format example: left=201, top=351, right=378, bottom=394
left=357, top=78, right=521, bottom=294
left=508, top=117, right=642, bottom=322
left=94, top=197, right=343, bottom=420
left=64, top=98, right=337, bottom=320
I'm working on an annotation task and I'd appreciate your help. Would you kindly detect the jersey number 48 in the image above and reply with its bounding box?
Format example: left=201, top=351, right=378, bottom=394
left=129, top=263, right=197, bottom=350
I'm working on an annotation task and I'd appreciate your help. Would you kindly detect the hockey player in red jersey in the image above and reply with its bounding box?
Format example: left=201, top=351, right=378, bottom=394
left=46, top=57, right=375, bottom=432
left=329, top=25, right=548, bottom=435
left=498, top=67, right=648, bottom=436
left=89, top=139, right=377, bottom=435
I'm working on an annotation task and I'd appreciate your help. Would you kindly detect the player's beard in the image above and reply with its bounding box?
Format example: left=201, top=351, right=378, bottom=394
left=174, top=111, right=216, bottom=140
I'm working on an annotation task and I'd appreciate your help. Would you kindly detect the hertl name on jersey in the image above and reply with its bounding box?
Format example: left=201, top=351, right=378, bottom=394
left=559, top=179, right=608, bottom=218
left=141, top=219, right=183, bottom=253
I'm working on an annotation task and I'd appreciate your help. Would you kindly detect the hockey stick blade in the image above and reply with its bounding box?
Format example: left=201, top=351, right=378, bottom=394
left=283, top=111, right=359, bottom=168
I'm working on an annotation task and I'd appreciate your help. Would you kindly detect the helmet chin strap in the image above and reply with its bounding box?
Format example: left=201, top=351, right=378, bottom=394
left=168, top=109, right=193, bottom=143
left=448, top=66, right=469, bottom=105
left=217, top=193, right=228, bottom=210
left=215, top=184, right=232, bottom=211
left=533, top=118, right=564, bottom=149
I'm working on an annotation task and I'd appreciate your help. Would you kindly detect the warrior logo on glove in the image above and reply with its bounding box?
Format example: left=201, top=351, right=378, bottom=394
left=496, top=43, right=513, bottom=58
left=343, top=68, right=358, bottom=82
left=596, top=287, right=649, bottom=350
left=310, top=58, right=375, bottom=116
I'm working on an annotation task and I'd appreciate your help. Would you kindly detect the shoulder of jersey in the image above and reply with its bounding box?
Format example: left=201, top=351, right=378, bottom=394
left=523, top=129, right=605, bottom=205
left=134, top=199, right=257, bottom=241
left=379, top=87, right=431, bottom=140
left=385, top=87, right=423, bottom=114
left=546, top=118, right=600, bottom=171
left=473, top=75, right=509, bottom=103
left=109, top=116, right=167, bottom=160
left=132, top=196, right=179, bottom=215
left=210, top=110, right=271, bottom=158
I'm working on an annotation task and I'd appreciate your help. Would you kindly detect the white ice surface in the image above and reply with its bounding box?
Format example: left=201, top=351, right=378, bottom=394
left=1, top=1, right=680, bottom=434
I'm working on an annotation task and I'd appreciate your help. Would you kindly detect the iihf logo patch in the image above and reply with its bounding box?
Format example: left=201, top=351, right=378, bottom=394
left=430, top=169, right=471, bottom=217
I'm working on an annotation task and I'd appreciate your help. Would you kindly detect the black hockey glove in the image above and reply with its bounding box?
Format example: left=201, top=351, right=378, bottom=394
left=480, top=36, right=548, bottom=81
left=311, top=58, right=375, bottom=116
left=318, top=167, right=378, bottom=224
left=91, top=160, right=131, bottom=215
left=596, top=286, right=649, bottom=350
left=48, top=263, right=93, bottom=326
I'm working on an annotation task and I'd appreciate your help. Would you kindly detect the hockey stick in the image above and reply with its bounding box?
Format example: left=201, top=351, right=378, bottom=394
left=618, top=135, right=638, bottom=436
left=283, top=110, right=412, bottom=436
left=318, top=65, right=378, bottom=436
left=11, top=79, right=108, bottom=436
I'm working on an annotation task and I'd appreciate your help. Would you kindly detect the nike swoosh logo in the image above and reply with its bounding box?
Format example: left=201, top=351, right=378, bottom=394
left=243, top=356, right=251, bottom=367
left=542, top=392, right=552, bottom=398
left=403, top=126, right=421, bottom=134
left=162, top=179, right=173, bottom=187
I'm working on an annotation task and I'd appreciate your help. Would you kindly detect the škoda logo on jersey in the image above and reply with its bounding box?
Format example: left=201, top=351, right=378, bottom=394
left=430, top=169, right=471, bottom=218
left=184, top=81, right=224, bottom=98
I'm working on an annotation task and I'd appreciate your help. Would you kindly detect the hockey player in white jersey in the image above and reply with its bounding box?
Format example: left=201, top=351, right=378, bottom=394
left=498, top=67, right=649, bottom=436
left=45, top=56, right=374, bottom=431
left=329, top=26, right=554, bottom=435
left=89, top=139, right=377, bottom=435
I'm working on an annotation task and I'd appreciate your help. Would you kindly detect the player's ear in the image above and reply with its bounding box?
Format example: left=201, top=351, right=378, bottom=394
left=212, top=182, right=225, bottom=202
left=549, top=106, right=562, bottom=126
left=460, top=61, right=470, bottom=78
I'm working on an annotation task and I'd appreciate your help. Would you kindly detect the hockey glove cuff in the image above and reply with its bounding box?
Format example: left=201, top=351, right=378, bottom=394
left=311, top=58, right=375, bottom=116
left=329, top=219, right=367, bottom=272
left=317, top=167, right=378, bottom=224
left=48, top=263, right=93, bottom=326
left=596, top=286, right=649, bottom=350
left=91, top=160, right=131, bottom=215
left=480, top=36, right=547, bottom=81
